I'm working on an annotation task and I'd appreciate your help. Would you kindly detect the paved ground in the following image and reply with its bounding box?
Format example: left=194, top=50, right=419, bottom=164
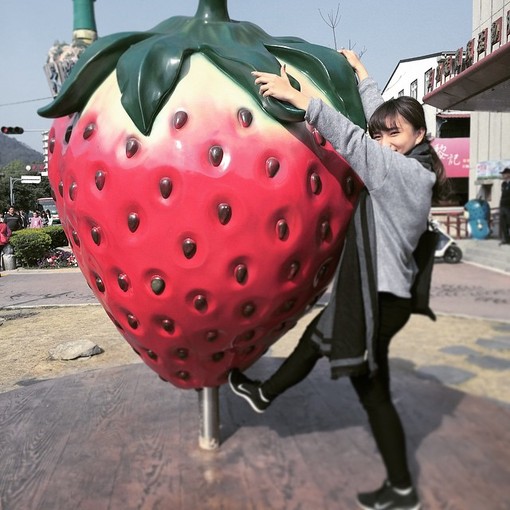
left=1, top=262, right=510, bottom=509
left=0, top=261, right=509, bottom=407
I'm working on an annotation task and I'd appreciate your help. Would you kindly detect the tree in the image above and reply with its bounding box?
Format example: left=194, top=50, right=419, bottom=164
left=0, top=160, right=52, bottom=213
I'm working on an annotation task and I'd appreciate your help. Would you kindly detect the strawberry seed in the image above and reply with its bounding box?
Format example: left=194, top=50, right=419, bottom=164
left=234, top=263, right=248, bottom=284
left=173, top=111, right=188, bottom=129
left=209, top=145, right=224, bottom=167
left=237, top=108, right=253, bottom=128
left=151, top=277, right=166, bottom=295
left=161, top=319, right=175, bottom=333
left=206, top=330, right=219, bottom=342
left=217, top=203, right=232, bottom=224
left=128, top=213, right=140, bottom=232
left=83, top=123, right=96, bottom=140
left=71, top=231, right=80, bottom=247
left=310, top=173, right=322, bottom=194
left=69, top=182, right=77, bottom=201
left=266, top=157, right=280, bottom=178
left=320, top=220, right=331, bottom=241
left=287, top=261, right=300, bottom=280
left=194, top=295, right=208, bottom=311
left=241, top=302, right=256, bottom=317
left=277, top=219, right=289, bottom=240
left=91, top=227, right=101, bottom=245
left=127, top=314, right=139, bottom=329
left=182, top=238, right=197, bottom=259
left=95, top=276, right=105, bottom=293
left=95, top=171, right=106, bottom=190
left=118, top=273, right=130, bottom=292
left=126, top=138, right=140, bottom=158
left=159, top=178, right=173, bottom=199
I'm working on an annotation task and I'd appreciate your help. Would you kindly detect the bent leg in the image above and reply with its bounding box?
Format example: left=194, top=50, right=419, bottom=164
left=261, top=313, right=323, bottom=400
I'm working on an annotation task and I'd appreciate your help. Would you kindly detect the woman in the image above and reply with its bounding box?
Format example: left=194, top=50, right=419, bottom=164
left=229, top=50, right=447, bottom=510
left=29, top=211, right=43, bottom=229
left=0, top=218, right=12, bottom=276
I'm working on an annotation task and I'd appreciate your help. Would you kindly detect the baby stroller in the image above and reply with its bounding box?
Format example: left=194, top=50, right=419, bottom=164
left=429, top=218, right=463, bottom=263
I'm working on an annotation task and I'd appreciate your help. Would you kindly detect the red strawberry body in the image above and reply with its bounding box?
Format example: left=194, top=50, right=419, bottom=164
left=41, top=3, right=365, bottom=389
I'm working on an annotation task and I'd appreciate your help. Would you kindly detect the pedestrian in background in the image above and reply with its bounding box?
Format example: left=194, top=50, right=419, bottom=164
left=19, top=209, right=28, bottom=228
left=0, top=217, right=12, bottom=276
left=3, top=206, right=23, bottom=232
left=499, top=167, right=510, bottom=245
left=29, top=211, right=43, bottom=229
left=40, top=210, right=49, bottom=227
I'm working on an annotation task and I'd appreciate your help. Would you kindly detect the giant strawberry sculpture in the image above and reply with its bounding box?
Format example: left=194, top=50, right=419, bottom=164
left=39, top=0, right=366, bottom=389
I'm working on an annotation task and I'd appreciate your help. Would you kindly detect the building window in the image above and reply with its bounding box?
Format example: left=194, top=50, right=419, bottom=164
left=410, top=80, right=418, bottom=99
left=398, top=89, right=404, bottom=97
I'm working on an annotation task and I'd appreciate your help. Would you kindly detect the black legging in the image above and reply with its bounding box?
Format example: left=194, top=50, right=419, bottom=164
left=501, top=206, right=510, bottom=243
left=261, top=292, right=413, bottom=488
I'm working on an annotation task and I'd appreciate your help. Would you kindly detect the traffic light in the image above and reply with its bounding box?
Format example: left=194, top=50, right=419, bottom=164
left=1, top=126, right=24, bottom=135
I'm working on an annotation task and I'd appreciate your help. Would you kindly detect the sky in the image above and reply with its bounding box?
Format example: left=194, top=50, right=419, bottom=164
left=0, top=0, right=473, bottom=153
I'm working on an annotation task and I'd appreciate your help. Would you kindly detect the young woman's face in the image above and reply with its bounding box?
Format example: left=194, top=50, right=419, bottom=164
left=371, top=114, right=425, bottom=155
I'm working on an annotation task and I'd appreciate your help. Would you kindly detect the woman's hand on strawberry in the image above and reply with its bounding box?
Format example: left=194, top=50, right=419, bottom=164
left=338, top=49, right=369, bottom=82
left=252, top=66, right=311, bottom=111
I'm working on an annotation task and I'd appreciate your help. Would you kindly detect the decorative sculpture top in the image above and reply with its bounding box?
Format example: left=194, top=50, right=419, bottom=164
left=39, top=0, right=365, bottom=131
left=44, top=0, right=98, bottom=96
left=38, top=0, right=366, bottom=389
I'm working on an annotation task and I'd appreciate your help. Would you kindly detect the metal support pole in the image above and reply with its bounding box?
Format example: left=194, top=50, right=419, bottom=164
left=9, top=177, right=20, bottom=205
left=198, top=387, right=220, bottom=450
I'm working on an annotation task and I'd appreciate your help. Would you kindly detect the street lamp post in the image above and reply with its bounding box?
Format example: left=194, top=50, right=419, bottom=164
left=9, top=175, right=42, bottom=205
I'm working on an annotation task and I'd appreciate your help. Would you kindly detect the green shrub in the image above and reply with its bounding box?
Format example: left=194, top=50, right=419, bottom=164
left=43, top=225, right=69, bottom=249
left=10, top=230, right=52, bottom=267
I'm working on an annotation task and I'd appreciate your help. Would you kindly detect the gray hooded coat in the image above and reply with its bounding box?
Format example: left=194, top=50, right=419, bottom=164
left=303, top=78, right=436, bottom=378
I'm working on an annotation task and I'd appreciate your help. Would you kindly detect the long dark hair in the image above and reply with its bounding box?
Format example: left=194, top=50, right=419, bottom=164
left=368, top=96, right=449, bottom=203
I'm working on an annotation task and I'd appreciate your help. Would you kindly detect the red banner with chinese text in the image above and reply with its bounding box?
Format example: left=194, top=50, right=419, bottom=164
left=431, top=137, right=470, bottom=178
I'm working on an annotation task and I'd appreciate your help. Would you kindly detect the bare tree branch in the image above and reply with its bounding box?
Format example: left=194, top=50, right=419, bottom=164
left=319, top=4, right=367, bottom=58
left=318, top=3, right=341, bottom=50
left=348, top=40, right=367, bottom=58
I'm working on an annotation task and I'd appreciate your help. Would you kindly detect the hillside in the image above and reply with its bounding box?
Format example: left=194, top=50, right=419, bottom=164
left=0, top=133, right=43, bottom=167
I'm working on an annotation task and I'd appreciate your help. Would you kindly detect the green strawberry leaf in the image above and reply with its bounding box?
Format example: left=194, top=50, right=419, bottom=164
left=201, top=44, right=305, bottom=124
left=266, top=40, right=366, bottom=128
left=116, top=35, right=194, bottom=134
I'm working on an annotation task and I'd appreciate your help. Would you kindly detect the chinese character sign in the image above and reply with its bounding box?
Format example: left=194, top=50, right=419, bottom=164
left=431, top=138, right=469, bottom=178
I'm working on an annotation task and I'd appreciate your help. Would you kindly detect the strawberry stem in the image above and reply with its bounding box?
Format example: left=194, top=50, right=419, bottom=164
left=194, top=0, right=230, bottom=22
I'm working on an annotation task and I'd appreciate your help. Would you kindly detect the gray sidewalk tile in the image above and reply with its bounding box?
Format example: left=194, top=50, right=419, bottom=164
left=476, top=338, right=510, bottom=351
left=466, top=355, right=510, bottom=371
left=440, top=345, right=479, bottom=356
left=416, top=364, right=475, bottom=385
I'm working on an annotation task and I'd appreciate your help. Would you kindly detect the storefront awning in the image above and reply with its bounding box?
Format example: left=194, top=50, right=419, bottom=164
left=423, top=41, right=510, bottom=112
left=436, top=112, right=470, bottom=119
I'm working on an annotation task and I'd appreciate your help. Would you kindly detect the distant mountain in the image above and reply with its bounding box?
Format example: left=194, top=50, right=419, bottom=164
left=0, top=133, right=43, bottom=167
